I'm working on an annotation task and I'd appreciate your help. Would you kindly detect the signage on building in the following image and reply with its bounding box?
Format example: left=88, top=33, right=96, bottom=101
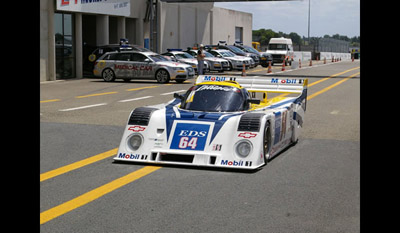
left=57, top=0, right=130, bottom=16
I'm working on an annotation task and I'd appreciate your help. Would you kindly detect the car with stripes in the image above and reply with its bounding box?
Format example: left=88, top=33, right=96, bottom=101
left=114, top=75, right=308, bottom=169
left=93, top=51, right=195, bottom=83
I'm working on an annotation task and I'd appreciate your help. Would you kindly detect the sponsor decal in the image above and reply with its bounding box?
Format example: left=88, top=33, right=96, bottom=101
left=170, top=123, right=209, bottom=151
left=114, top=64, right=152, bottom=71
left=128, top=126, right=146, bottom=132
left=212, top=144, right=222, bottom=151
left=203, top=76, right=237, bottom=82
left=221, top=160, right=253, bottom=167
left=221, top=160, right=243, bottom=166
left=118, top=153, right=148, bottom=160
left=271, top=78, right=302, bottom=84
left=238, top=132, right=257, bottom=139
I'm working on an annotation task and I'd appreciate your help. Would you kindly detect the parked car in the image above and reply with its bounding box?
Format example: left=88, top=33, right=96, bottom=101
left=212, top=41, right=258, bottom=67
left=186, top=49, right=230, bottom=72
left=93, top=51, right=195, bottom=83
left=234, top=43, right=273, bottom=67
left=208, top=49, right=252, bottom=71
left=161, top=49, right=209, bottom=74
left=84, top=43, right=152, bottom=76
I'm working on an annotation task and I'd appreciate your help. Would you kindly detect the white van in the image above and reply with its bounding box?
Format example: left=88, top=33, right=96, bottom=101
left=266, top=37, right=294, bottom=65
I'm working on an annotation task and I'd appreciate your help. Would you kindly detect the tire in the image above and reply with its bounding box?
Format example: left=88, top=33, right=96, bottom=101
left=102, top=68, right=116, bottom=82
left=262, top=121, right=272, bottom=164
left=155, top=69, right=170, bottom=84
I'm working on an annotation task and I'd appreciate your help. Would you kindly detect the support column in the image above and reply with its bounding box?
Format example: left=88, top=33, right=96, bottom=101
left=47, top=0, right=56, bottom=81
left=135, top=18, right=144, bottom=46
left=96, top=15, right=109, bottom=46
left=75, top=13, right=83, bottom=79
left=117, top=17, right=126, bottom=40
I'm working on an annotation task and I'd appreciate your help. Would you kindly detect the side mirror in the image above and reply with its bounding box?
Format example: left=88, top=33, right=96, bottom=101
left=144, top=58, right=151, bottom=63
left=174, top=93, right=185, bottom=100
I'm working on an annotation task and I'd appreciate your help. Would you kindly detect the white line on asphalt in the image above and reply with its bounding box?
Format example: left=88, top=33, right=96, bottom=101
left=118, top=96, right=153, bottom=103
left=160, top=90, right=186, bottom=96
left=59, top=103, right=107, bottom=112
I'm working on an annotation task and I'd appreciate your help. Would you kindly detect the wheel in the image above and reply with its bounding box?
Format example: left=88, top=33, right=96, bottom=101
left=102, top=68, right=115, bottom=82
left=155, top=69, right=170, bottom=84
left=262, top=121, right=272, bottom=164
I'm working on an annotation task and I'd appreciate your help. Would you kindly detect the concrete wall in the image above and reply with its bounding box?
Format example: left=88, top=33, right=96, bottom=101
left=211, top=7, right=252, bottom=46
left=158, top=2, right=214, bottom=53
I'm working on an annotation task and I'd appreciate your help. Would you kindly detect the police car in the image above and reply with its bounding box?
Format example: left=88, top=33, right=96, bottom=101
left=161, top=49, right=209, bottom=73
left=114, top=75, right=308, bottom=169
left=93, top=51, right=195, bottom=83
left=186, top=49, right=230, bottom=72
left=208, top=49, right=253, bottom=71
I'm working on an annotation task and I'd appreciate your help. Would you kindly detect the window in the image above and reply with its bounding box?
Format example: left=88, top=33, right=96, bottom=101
left=55, top=13, right=75, bottom=79
left=131, top=53, right=148, bottom=62
left=235, top=27, right=243, bottom=43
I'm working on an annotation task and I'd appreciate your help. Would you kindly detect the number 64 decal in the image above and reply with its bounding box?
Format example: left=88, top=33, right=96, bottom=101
left=178, top=137, right=198, bottom=149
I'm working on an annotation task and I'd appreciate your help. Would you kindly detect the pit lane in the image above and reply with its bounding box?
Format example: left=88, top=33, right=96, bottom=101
left=40, top=59, right=360, bottom=232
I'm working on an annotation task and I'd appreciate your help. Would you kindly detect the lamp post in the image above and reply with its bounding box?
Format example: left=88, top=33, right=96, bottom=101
left=308, top=0, right=311, bottom=45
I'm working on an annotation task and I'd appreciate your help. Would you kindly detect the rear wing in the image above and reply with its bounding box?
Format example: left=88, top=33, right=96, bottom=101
left=195, top=75, right=308, bottom=94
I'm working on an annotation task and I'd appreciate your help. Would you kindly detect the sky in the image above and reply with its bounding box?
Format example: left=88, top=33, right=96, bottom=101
left=214, top=0, right=360, bottom=38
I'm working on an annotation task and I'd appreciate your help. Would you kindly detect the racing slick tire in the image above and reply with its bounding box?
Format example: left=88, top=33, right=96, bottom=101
left=291, top=119, right=301, bottom=144
left=102, top=68, right=116, bottom=82
left=155, top=69, right=170, bottom=84
left=262, top=121, right=272, bottom=164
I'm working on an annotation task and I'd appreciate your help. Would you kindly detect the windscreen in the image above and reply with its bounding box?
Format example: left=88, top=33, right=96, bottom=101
left=181, top=84, right=245, bottom=112
left=268, top=44, right=287, bottom=50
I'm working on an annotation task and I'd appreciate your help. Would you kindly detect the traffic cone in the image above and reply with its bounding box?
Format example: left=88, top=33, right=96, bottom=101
left=281, top=58, right=286, bottom=71
left=352, top=55, right=354, bottom=62
left=267, top=61, right=272, bottom=73
left=309, top=59, right=312, bottom=66
left=241, top=63, right=246, bottom=76
left=332, top=56, right=334, bottom=63
left=299, top=59, right=301, bottom=68
left=324, top=57, right=326, bottom=64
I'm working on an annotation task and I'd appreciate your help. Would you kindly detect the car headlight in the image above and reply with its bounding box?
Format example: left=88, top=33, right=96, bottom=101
left=235, top=140, right=253, bottom=158
left=127, top=133, right=143, bottom=151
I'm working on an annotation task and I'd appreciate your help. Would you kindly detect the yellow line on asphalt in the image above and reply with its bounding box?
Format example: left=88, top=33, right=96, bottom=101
left=40, top=148, right=118, bottom=182
left=40, top=165, right=161, bottom=225
left=40, top=99, right=61, bottom=103
left=273, top=66, right=360, bottom=99
left=75, top=92, right=118, bottom=98
left=307, top=72, right=360, bottom=100
left=126, top=86, right=158, bottom=91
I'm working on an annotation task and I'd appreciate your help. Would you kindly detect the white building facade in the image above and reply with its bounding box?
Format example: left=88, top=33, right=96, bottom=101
left=40, top=0, right=252, bottom=82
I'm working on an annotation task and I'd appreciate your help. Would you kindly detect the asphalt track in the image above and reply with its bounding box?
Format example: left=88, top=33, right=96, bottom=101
left=40, top=59, right=360, bottom=232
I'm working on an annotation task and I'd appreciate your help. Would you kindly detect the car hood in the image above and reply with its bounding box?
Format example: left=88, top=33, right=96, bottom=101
left=178, top=58, right=198, bottom=64
left=205, top=57, right=227, bottom=62
left=156, top=61, right=191, bottom=68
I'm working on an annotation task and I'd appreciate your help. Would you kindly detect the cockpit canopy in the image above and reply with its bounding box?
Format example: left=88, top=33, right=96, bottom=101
left=179, top=83, right=251, bottom=112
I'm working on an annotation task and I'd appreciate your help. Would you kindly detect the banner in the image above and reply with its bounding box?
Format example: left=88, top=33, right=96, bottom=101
left=56, top=0, right=130, bottom=16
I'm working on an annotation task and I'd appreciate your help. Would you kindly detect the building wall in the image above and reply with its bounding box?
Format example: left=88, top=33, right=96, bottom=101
left=40, top=0, right=252, bottom=82
left=211, top=7, right=252, bottom=46
left=158, top=2, right=214, bottom=53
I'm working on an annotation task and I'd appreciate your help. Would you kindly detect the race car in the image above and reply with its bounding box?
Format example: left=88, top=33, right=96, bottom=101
left=93, top=51, right=195, bottom=83
left=114, top=75, right=308, bottom=169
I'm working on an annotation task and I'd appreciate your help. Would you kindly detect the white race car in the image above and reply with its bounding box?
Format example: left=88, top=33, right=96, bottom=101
left=114, top=75, right=308, bottom=169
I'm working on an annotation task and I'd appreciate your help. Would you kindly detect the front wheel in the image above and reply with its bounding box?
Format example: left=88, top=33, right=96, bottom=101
left=263, top=122, right=271, bottom=164
left=102, top=68, right=115, bottom=82
left=155, top=69, right=170, bottom=84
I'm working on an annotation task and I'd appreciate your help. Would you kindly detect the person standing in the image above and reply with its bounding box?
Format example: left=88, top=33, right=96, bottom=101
left=197, top=44, right=206, bottom=75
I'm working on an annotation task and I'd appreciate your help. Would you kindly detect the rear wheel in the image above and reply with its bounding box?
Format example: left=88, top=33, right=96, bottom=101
left=263, top=122, right=271, bottom=164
